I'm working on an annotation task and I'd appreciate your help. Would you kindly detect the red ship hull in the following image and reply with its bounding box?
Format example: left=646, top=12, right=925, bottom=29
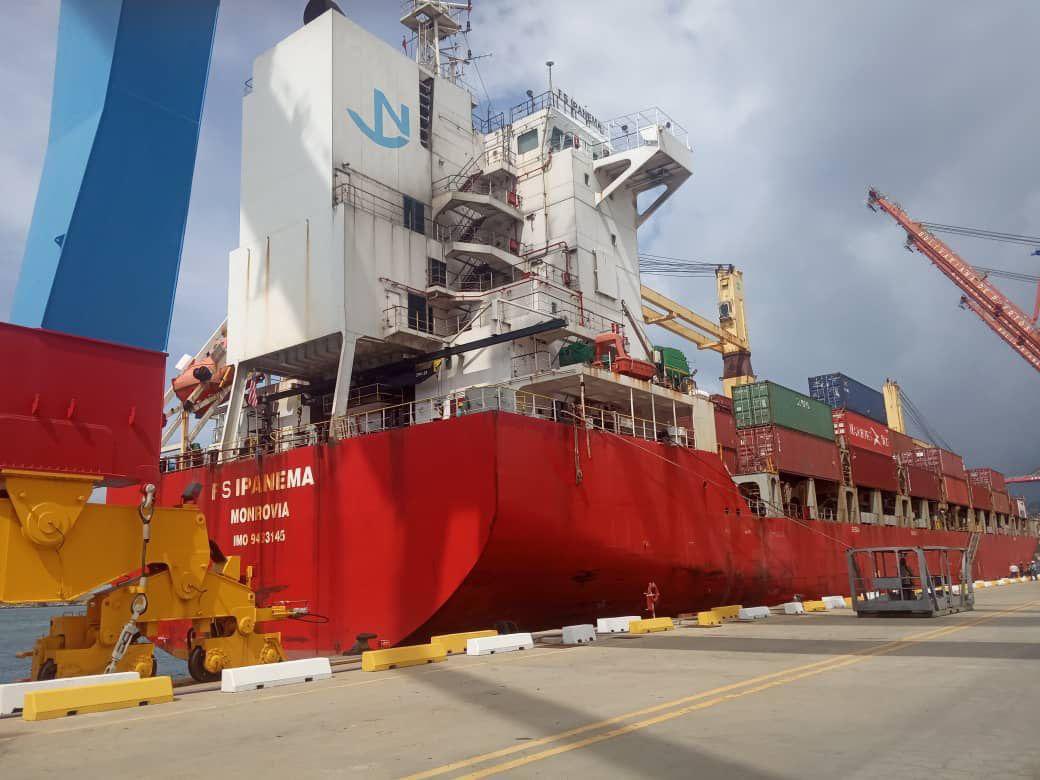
left=132, top=412, right=1037, bottom=656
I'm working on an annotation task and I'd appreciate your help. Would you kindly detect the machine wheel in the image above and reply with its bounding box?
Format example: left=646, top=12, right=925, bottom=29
left=187, top=645, right=220, bottom=683
left=37, top=659, right=57, bottom=681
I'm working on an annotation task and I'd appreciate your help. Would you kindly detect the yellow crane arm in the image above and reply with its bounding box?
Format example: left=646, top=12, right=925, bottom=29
left=640, top=284, right=748, bottom=352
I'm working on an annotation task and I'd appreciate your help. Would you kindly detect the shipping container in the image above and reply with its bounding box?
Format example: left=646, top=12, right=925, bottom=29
left=714, top=405, right=738, bottom=450
left=944, top=476, right=970, bottom=507
left=832, top=409, right=892, bottom=456
left=889, top=429, right=917, bottom=455
left=849, top=448, right=899, bottom=492
left=967, top=467, right=1007, bottom=494
left=992, top=491, right=1011, bottom=515
left=969, top=484, right=994, bottom=512
left=709, top=393, right=733, bottom=412
left=896, top=447, right=967, bottom=480
left=732, top=381, right=835, bottom=440
left=807, top=372, right=887, bottom=424
left=720, top=446, right=738, bottom=475
left=906, top=465, right=941, bottom=501
left=736, top=424, right=841, bottom=481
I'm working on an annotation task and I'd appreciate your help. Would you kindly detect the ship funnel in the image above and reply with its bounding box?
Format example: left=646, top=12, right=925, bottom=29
left=304, top=0, right=344, bottom=25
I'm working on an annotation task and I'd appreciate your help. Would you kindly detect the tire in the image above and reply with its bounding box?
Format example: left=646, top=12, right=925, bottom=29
left=187, top=645, right=220, bottom=683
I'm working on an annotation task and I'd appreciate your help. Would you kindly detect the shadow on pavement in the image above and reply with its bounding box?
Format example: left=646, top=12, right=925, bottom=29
left=409, top=662, right=782, bottom=779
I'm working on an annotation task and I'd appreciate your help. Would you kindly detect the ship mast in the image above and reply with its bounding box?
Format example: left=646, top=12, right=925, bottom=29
left=400, top=1, right=473, bottom=83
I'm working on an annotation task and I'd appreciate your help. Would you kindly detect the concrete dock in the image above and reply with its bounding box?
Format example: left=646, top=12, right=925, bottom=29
left=2, top=583, right=1038, bottom=779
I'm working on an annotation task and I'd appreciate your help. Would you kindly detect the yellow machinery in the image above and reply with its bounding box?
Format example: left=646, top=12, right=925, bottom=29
left=883, top=379, right=906, bottom=433
left=641, top=265, right=754, bottom=397
left=0, top=471, right=288, bottom=681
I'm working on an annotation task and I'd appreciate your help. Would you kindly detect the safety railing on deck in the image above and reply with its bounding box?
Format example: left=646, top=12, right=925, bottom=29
left=382, top=305, right=471, bottom=339
left=435, top=223, right=530, bottom=256
left=433, top=174, right=523, bottom=209
left=160, top=385, right=693, bottom=473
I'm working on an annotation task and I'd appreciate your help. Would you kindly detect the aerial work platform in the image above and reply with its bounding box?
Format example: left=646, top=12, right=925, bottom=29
left=846, top=544, right=975, bottom=617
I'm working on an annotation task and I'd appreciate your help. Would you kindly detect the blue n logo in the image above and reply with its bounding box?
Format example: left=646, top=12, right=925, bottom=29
left=348, top=89, right=410, bottom=149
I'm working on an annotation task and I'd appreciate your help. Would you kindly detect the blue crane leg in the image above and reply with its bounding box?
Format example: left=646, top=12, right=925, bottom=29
left=11, top=0, right=220, bottom=352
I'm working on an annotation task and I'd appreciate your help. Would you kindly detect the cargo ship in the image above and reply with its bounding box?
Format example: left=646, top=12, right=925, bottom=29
left=126, top=4, right=1037, bottom=659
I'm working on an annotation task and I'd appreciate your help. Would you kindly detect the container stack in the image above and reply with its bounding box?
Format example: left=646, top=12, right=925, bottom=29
left=832, top=407, right=898, bottom=492
left=732, top=381, right=839, bottom=479
left=968, top=468, right=1010, bottom=516
left=897, top=448, right=970, bottom=506
left=809, top=373, right=898, bottom=492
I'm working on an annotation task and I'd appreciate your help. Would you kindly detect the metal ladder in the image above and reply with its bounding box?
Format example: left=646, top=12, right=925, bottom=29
left=964, top=531, right=982, bottom=583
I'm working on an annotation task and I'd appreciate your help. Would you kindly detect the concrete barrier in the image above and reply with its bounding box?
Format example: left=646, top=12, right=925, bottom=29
left=697, top=611, right=722, bottom=627
left=711, top=605, right=742, bottom=622
left=467, top=633, right=534, bottom=656
left=997, top=578, right=1009, bottom=585
left=562, top=625, right=597, bottom=645
left=221, top=657, right=332, bottom=693
left=430, top=630, right=498, bottom=655
left=362, top=643, right=446, bottom=671
left=822, top=596, right=846, bottom=610
left=596, top=616, right=641, bottom=634
left=738, top=606, right=770, bottom=621
left=783, top=602, right=806, bottom=615
left=1, top=672, right=139, bottom=717
left=22, top=676, right=172, bottom=721
left=803, top=600, right=827, bottom=612
left=629, top=617, right=675, bottom=634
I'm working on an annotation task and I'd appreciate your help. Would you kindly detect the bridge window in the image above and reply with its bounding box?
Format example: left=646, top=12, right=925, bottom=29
left=517, top=128, right=538, bottom=155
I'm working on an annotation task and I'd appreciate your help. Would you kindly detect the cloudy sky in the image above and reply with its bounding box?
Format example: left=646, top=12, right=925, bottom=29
left=2, top=1, right=1037, bottom=499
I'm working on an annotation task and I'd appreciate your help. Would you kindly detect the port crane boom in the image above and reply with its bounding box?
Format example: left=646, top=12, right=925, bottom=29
left=867, top=188, right=1040, bottom=373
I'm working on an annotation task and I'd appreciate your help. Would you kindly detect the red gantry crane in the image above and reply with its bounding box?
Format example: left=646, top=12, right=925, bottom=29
left=867, top=188, right=1040, bottom=373
left=1007, top=471, right=1040, bottom=484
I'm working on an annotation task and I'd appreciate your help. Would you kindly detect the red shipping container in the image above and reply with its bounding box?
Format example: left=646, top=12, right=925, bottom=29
left=906, top=464, right=941, bottom=501
left=944, top=476, right=970, bottom=506
left=970, top=484, right=993, bottom=511
left=889, top=429, right=917, bottom=455
left=720, top=446, right=738, bottom=474
left=897, top=447, right=967, bottom=480
left=710, top=393, right=733, bottom=412
left=737, top=424, right=840, bottom=481
left=0, top=322, right=164, bottom=485
left=967, top=467, right=1007, bottom=493
left=992, top=491, right=1011, bottom=515
left=849, top=448, right=899, bottom=491
left=714, top=407, right=738, bottom=450
left=832, top=409, right=892, bottom=456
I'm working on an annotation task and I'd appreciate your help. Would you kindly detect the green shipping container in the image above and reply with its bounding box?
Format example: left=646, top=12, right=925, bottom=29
left=732, top=381, right=835, bottom=440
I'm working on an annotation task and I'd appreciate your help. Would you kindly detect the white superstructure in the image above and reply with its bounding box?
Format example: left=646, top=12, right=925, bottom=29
left=218, top=3, right=698, bottom=453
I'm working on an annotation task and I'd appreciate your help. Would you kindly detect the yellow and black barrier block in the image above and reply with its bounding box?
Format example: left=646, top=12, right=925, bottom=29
left=361, top=643, right=446, bottom=672
left=629, top=617, right=674, bottom=634
left=22, top=676, right=173, bottom=721
left=429, top=630, right=497, bottom=655
left=711, top=605, right=742, bottom=622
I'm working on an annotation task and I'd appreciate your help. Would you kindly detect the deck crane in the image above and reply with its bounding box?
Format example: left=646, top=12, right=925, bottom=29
left=867, top=188, right=1040, bottom=373
left=0, top=0, right=294, bottom=682
left=639, top=261, right=754, bottom=397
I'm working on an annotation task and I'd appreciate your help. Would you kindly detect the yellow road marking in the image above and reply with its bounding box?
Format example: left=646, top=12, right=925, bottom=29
left=407, top=600, right=1036, bottom=779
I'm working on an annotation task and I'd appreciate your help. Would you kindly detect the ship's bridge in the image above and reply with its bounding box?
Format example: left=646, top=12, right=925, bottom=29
left=593, top=107, right=692, bottom=226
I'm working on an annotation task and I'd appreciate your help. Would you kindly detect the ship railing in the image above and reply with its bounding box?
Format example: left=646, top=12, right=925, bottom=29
left=432, top=174, right=523, bottom=209
left=604, top=107, right=690, bottom=152
left=158, top=386, right=693, bottom=473
left=382, top=305, right=470, bottom=339
left=435, top=223, right=531, bottom=256
left=505, top=291, right=620, bottom=333
left=328, top=385, right=689, bottom=448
